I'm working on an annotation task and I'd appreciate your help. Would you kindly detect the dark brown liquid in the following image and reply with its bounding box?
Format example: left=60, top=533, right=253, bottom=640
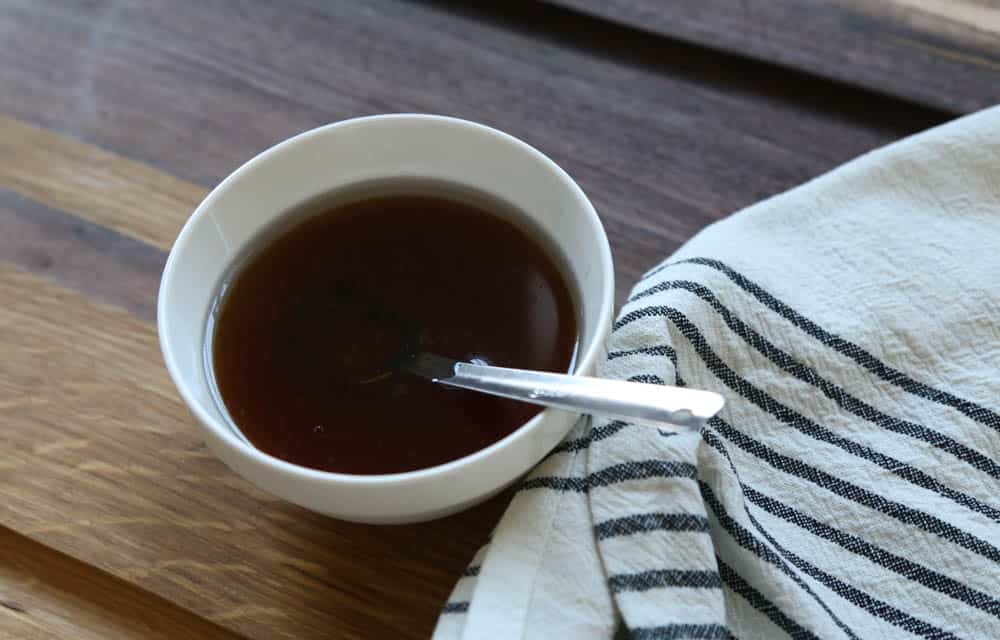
left=209, top=182, right=578, bottom=475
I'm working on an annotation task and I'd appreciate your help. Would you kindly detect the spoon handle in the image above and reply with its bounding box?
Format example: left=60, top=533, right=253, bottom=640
left=408, top=354, right=724, bottom=430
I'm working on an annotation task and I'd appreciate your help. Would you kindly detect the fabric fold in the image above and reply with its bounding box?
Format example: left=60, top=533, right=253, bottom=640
left=435, top=105, right=1000, bottom=640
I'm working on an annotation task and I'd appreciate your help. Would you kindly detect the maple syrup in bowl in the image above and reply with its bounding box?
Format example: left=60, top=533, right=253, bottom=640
left=158, top=114, right=613, bottom=523
left=206, top=179, right=579, bottom=475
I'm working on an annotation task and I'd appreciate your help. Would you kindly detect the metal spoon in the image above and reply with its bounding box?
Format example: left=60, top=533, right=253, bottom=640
left=402, top=352, right=724, bottom=430
left=323, top=292, right=725, bottom=430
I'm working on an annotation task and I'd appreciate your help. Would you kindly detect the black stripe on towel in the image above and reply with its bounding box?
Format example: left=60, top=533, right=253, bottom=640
left=655, top=256, right=1000, bottom=432
left=520, top=460, right=697, bottom=494
left=587, top=460, right=698, bottom=487
left=701, top=479, right=956, bottom=639
left=441, top=601, right=468, bottom=614
left=709, top=413, right=1000, bottom=564
left=608, top=344, right=679, bottom=361
left=701, top=430, right=958, bottom=640
left=705, top=501, right=859, bottom=639
left=548, top=420, right=631, bottom=456
left=595, top=513, right=710, bottom=539
left=717, top=557, right=820, bottom=640
left=642, top=304, right=1000, bottom=526
left=629, top=374, right=666, bottom=384
left=609, top=569, right=722, bottom=593
left=695, top=434, right=860, bottom=640
left=609, top=344, right=685, bottom=388
left=621, top=279, right=1000, bottom=481
left=630, top=624, right=733, bottom=639
left=461, top=565, right=480, bottom=578
left=742, top=485, right=1000, bottom=618
left=518, top=476, right=589, bottom=492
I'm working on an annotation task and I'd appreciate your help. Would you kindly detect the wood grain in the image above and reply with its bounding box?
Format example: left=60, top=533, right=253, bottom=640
left=0, top=115, right=201, bottom=251
left=0, top=1, right=968, bottom=638
left=542, top=0, right=1000, bottom=114
left=0, top=527, right=246, bottom=640
left=0, top=0, right=946, bottom=305
left=0, top=188, right=165, bottom=321
left=0, top=265, right=505, bottom=640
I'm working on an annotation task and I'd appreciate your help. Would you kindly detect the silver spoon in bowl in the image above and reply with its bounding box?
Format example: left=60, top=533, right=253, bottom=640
left=325, top=294, right=725, bottom=430
left=403, top=352, right=724, bottom=430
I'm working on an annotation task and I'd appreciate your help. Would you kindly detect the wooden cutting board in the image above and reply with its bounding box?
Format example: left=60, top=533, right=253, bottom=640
left=0, top=0, right=967, bottom=638
left=0, top=114, right=506, bottom=640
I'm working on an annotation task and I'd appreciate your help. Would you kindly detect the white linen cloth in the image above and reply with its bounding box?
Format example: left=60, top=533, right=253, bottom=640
left=434, top=106, right=1000, bottom=640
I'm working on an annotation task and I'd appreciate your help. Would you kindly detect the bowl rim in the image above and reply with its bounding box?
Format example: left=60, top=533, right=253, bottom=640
left=157, top=113, right=615, bottom=487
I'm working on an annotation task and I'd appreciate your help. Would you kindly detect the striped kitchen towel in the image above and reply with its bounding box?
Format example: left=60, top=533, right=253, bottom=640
left=434, top=105, right=1000, bottom=640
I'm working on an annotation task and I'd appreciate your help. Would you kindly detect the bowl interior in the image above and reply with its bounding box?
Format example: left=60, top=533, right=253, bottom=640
left=159, top=115, right=613, bottom=471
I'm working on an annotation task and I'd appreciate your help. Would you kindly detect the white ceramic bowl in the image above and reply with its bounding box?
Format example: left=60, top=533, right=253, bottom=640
left=158, top=114, right=614, bottom=524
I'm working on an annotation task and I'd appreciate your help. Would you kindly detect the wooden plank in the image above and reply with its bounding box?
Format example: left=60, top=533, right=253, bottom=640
left=0, top=188, right=165, bottom=322
left=0, top=0, right=947, bottom=306
left=0, top=1, right=958, bottom=638
left=541, top=0, right=1000, bottom=114
left=0, top=115, right=201, bottom=252
left=0, top=265, right=505, bottom=640
left=0, top=527, right=246, bottom=640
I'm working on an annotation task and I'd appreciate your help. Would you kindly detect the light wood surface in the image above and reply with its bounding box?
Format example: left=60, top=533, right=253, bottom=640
left=0, top=526, right=243, bottom=640
left=0, top=115, right=203, bottom=251
left=0, top=0, right=984, bottom=638
left=0, top=265, right=505, bottom=639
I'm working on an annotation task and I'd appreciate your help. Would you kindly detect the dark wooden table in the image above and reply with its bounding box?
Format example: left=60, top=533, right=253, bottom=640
left=1, top=1, right=997, bottom=638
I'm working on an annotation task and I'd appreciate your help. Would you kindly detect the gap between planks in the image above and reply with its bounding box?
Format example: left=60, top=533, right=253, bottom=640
left=0, top=114, right=203, bottom=251
left=0, top=264, right=500, bottom=640
left=0, top=526, right=246, bottom=640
